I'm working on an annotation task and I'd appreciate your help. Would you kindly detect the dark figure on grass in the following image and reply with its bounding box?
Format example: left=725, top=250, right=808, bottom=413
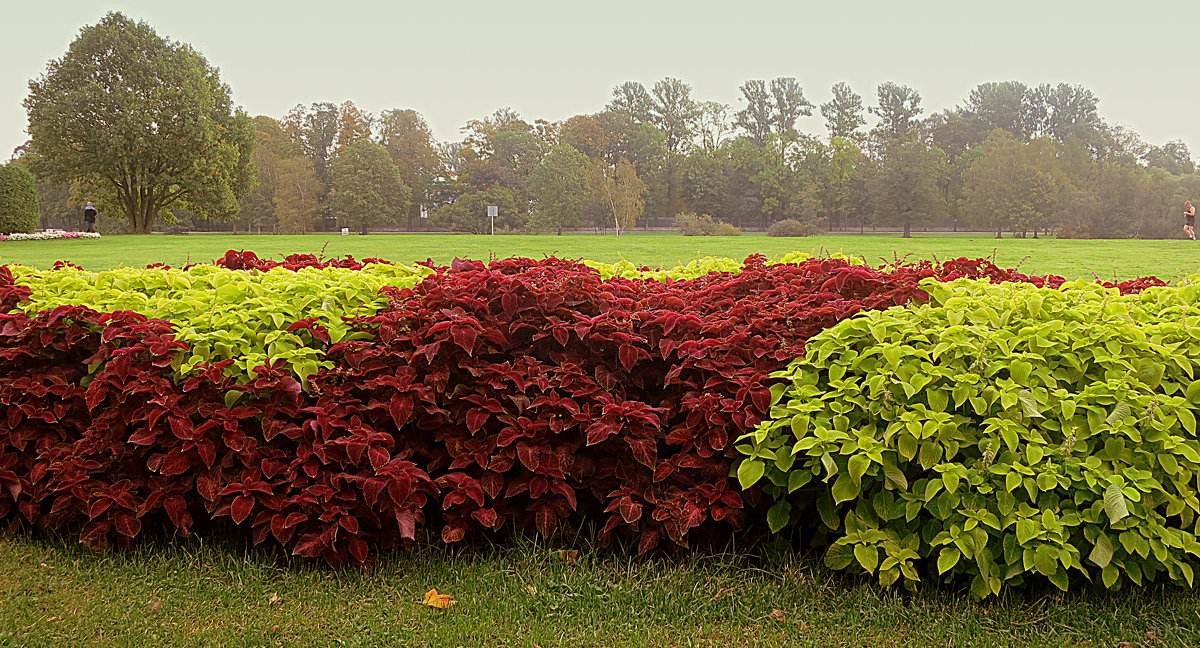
left=83, top=202, right=96, bottom=233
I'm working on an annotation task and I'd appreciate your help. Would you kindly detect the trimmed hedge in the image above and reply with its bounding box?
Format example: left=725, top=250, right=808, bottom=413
left=0, top=163, right=40, bottom=235
left=738, top=277, right=1195, bottom=597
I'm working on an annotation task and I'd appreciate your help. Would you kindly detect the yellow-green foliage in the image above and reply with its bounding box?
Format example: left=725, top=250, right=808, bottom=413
left=739, top=277, right=1200, bottom=596
left=583, top=251, right=865, bottom=281
left=10, top=263, right=431, bottom=382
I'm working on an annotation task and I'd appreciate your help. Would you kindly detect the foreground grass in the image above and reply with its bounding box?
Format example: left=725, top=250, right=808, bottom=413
left=1, top=534, right=1196, bottom=647
left=2, top=232, right=1199, bottom=280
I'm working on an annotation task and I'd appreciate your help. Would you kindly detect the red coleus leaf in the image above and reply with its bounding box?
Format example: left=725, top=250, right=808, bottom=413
left=230, top=495, right=254, bottom=525
left=618, top=344, right=639, bottom=371
left=368, top=446, right=390, bottom=471
left=450, top=325, right=477, bottom=355
left=619, top=497, right=642, bottom=524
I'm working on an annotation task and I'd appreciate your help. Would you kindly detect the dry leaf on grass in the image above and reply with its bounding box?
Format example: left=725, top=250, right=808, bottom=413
left=423, top=588, right=457, bottom=609
left=769, top=609, right=786, bottom=623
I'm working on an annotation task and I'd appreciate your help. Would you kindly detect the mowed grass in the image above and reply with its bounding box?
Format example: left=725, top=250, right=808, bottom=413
left=2, top=232, right=1200, bottom=280
left=2, top=533, right=1197, bottom=648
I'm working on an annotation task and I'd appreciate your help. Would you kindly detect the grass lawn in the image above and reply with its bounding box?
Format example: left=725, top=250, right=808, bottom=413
left=2, top=533, right=1196, bottom=648
left=2, top=231, right=1200, bottom=280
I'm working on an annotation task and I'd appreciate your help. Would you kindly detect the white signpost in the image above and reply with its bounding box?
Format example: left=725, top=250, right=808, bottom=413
left=487, top=205, right=498, bottom=236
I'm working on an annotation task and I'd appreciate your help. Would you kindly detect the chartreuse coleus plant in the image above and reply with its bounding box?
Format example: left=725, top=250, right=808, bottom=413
left=736, top=277, right=1200, bottom=597
left=8, top=263, right=431, bottom=382
left=583, top=251, right=865, bottom=281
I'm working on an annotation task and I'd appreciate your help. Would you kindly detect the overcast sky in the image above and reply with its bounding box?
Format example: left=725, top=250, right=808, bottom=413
left=2, top=1, right=1197, bottom=159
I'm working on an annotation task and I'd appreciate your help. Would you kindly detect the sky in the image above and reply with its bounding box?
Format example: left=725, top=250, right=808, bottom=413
left=2, top=0, right=1198, bottom=159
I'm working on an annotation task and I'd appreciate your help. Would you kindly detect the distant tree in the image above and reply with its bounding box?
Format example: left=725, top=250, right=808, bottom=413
left=234, top=116, right=290, bottom=233
left=327, top=140, right=410, bottom=234
left=274, top=156, right=322, bottom=234
left=921, top=109, right=986, bottom=160
left=607, top=81, right=655, bottom=124
left=869, top=82, right=923, bottom=143
left=769, top=77, right=813, bottom=140
left=334, top=101, right=373, bottom=153
left=377, top=108, right=441, bottom=228
left=736, top=77, right=813, bottom=144
left=23, top=12, right=255, bottom=234
left=0, top=162, right=40, bottom=234
left=1144, top=139, right=1195, bottom=175
left=437, top=141, right=466, bottom=176
left=649, top=78, right=701, bottom=156
left=815, top=136, right=866, bottom=229
left=649, top=78, right=700, bottom=219
left=960, top=129, right=1060, bottom=238
left=1026, top=83, right=1103, bottom=145
left=821, top=82, right=867, bottom=141
left=869, top=140, right=947, bottom=237
left=559, top=115, right=610, bottom=159
left=587, top=157, right=646, bottom=234
left=431, top=183, right=523, bottom=234
left=962, top=81, right=1031, bottom=139
left=283, top=102, right=339, bottom=185
left=735, top=80, right=774, bottom=144
left=696, top=101, right=734, bottom=153
left=1100, top=123, right=1151, bottom=164
left=528, top=144, right=591, bottom=234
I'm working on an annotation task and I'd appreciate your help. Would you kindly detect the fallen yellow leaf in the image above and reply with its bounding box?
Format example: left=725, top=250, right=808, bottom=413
left=422, top=588, right=457, bottom=609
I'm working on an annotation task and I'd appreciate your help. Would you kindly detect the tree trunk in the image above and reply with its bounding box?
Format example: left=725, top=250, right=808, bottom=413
left=903, top=222, right=911, bottom=238
left=557, top=225, right=563, bottom=236
left=995, top=227, right=1002, bottom=239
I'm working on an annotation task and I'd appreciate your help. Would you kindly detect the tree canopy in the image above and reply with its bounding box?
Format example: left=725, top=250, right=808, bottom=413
left=23, top=12, right=255, bottom=234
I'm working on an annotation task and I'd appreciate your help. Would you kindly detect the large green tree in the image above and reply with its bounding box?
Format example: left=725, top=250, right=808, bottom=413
left=870, top=140, right=947, bottom=237
left=821, top=82, right=867, bottom=142
left=960, top=130, right=1060, bottom=238
left=869, top=82, right=923, bottom=144
left=527, top=144, right=591, bottom=234
left=377, top=108, right=442, bottom=229
left=327, top=139, right=410, bottom=234
left=0, top=162, right=40, bottom=234
left=23, top=12, right=255, bottom=234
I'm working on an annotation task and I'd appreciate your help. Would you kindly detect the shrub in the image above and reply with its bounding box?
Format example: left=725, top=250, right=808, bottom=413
left=0, top=253, right=1166, bottom=569
left=737, top=277, right=1195, bottom=597
left=0, top=163, right=40, bottom=235
left=713, top=222, right=742, bottom=236
left=768, top=219, right=816, bottom=237
left=673, top=212, right=719, bottom=236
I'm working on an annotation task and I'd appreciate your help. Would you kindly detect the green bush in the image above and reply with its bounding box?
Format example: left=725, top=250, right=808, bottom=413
left=768, top=219, right=816, bottom=237
left=672, top=211, right=719, bottom=236
left=737, top=278, right=1200, bottom=596
left=0, top=163, right=41, bottom=234
left=713, top=222, right=742, bottom=236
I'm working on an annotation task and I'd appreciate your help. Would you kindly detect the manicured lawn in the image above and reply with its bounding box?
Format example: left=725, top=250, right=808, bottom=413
left=2, top=232, right=1199, bottom=280
left=2, top=534, right=1196, bottom=648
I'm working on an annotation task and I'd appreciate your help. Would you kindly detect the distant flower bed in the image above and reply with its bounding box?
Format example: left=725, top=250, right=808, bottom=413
left=0, top=231, right=101, bottom=242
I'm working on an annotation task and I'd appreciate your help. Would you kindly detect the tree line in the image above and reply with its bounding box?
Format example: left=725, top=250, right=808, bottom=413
left=16, top=13, right=1200, bottom=238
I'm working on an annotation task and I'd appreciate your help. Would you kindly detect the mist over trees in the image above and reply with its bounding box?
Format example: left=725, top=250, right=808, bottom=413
left=18, top=13, right=1200, bottom=238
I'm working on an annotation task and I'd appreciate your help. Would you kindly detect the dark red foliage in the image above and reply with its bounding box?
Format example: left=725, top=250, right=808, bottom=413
left=208, top=250, right=394, bottom=271
left=0, top=255, right=1167, bottom=565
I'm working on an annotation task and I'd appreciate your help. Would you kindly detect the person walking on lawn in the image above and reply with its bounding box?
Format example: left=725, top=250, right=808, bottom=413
left=83, top=202, right=96, bottom=233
